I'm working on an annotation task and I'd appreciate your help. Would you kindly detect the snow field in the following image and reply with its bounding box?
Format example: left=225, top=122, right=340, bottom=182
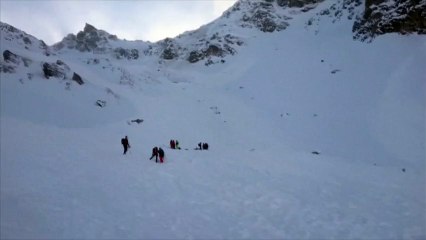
left=1, top=1, right=425, bottom=238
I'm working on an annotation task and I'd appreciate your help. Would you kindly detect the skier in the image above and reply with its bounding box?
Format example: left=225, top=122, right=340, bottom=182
left=121, top=136, right=131, bottom=155
left=175, top=140, right=181, bottom=150
left=170, top=140, right=175, bottom=149
left=149, top=147, right=159, bottom=162
left=158, top=147, right=165, bottom=163
left=198, top=142, right=202, bottom=150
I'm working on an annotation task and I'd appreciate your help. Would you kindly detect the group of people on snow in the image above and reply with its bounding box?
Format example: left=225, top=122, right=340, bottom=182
left=121, top=136, right=209, bottom=164
left=149, top=146, right=165, bottom=163
left=197, top=142, right=209, bottom=150
left=170, top=139, right=181, bottom=150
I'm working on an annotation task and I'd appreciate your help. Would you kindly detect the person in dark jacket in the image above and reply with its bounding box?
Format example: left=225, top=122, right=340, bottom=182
left=170, top=140, right=175, bottom=149
left=202, top=143, right=209, bottom=150
left=198, top=142, right=202, bottom=150
left=175, top=140, right=181, bottom=150
left=158, top=148, right=165, bottom=163
left=150, top=147, right=159, bottom=162
left=121, top=136, right=131, bottom=155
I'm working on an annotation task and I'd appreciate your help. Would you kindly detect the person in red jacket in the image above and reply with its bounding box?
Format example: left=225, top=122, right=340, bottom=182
left=158, top=148, right=165, bottom=163
left=170, top=140, right=175, bottom=149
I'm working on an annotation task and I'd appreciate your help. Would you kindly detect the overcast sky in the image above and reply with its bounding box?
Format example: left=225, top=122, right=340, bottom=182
left=0, top=0, right=237, bottom=45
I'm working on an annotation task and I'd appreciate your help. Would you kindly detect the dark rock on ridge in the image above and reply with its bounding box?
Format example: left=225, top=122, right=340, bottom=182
left=353, top=0, right=426, bottom=41
left=54, top=23, right=118, bottom=52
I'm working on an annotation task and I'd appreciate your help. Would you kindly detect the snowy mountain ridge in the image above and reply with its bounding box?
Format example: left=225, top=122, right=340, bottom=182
left=0, top=0, right=358, bottom=81
left=2, top=0, right=424, bottom=67
left=0, top=22, right=50, bottom=54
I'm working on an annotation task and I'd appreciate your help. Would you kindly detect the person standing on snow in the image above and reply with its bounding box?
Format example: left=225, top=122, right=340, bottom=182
left=203, top=143, right=209, bottom=150
left=150, top=147, right=159, bottom=162
left=158, top=148, right=165, bottom=163
left=175, top=140, right=181, bottom=150
left=121, top=136, right=131, bottom=155
left=170, top=140, right=175, bottom=149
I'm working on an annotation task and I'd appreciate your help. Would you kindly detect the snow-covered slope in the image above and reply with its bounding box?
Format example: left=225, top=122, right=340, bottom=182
left=1, top=0, right=425, bottom=239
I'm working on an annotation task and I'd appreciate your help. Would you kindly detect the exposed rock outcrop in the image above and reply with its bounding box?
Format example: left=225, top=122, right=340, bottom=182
left=54, top=23, right=118, bottom=52
left=277, top=0, right=325, bottom=8
left=353, top=0, right=426, bottom=41
left=42, top=60, right=71, bottom=79
left=229, top=1, right=291, bottom=33
left=3, top=50, right=32, bottom=67
left=185, top=33, right=241, bottom=64
left=159, top=38, right=179, bottom=60
left=187, top=43, right=236, bottom=63
left=0, top=22, right=51, bottom=53
left=72, top=72, right=84, bottom=85
left=0, top=62, right=16, bottom=73
left=113, top=48, right=139, bottom=60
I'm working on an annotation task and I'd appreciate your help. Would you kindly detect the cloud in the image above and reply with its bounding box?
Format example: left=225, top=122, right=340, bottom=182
left=213, top=0, right=238, bottom=16
left=0, top=0, right=237, bottom=45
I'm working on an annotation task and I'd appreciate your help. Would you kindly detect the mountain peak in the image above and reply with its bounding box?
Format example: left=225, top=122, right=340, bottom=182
left=83, top=23, right=98, bottom=33
left=53, top=23, right=118, bottom=52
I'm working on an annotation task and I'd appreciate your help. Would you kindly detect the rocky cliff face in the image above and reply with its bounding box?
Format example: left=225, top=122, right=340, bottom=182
left=256, top=0, right=426, bottom=42
left=2, top=0, right=424, bottom=71
left=275, top=0, right=325, bottom=8
left=227, top=0, right=291, bottom=33
left=0, top=22, right=48, bottom=74
left=53, top=23, right=118, bottom=52
left=53, top=23, right=141, bottom=60
left=1, top=0, right=424, bottom=93
left=0, top=22, right=50, bottom=55
left=224, top=0, right=325, bottom=33
left=353, top=0, right=426, bottom=41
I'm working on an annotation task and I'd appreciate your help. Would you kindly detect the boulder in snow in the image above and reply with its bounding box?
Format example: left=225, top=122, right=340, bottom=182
left=95, top=100, right=106, bottom=108
left=42, top=61, right=70, bottom=79
left=72, top=72, right=84, bottom=85
left=3, top=50, right=32, bottom=67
